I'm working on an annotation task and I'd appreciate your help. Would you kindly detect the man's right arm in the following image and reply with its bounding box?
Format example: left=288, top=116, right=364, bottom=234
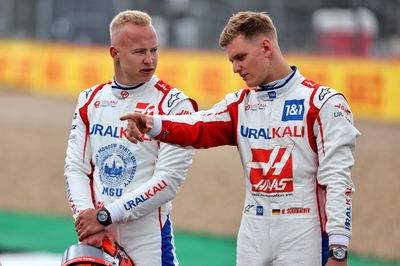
left=64, top=91, right=96, bottom=219
left=121, top=97, right=238, bottom=149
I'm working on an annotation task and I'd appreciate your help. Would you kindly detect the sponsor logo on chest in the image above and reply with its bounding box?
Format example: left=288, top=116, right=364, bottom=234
left=240, top=125, right=304, bottom=140
left=247, top=145, right=294, bottom=195
left=282, top=99, right=305, bottom=121
left=96, top=144, right=137, bottom=196
left=90, top=124, right=128, bottom=139
left=134, top=102, right=155, bottom=115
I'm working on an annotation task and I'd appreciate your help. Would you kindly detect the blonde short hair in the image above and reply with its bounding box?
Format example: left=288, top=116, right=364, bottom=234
left=219, top=11, right=277, bottom=47
left=109, top=10, right=152, bottom=41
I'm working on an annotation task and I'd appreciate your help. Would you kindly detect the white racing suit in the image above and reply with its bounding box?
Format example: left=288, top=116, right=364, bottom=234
left=148, top=67, right=360, bottom=266
left=64, top=75, right=197, bottom=266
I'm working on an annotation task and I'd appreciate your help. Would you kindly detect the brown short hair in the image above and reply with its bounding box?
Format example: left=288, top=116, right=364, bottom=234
left=109, top=10, right=152, bottom=40
left=219, top=11, right=277, bottom=47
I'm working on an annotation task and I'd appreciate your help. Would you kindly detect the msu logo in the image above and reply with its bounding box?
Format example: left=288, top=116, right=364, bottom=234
left=96, top=144, right=137, bottom=196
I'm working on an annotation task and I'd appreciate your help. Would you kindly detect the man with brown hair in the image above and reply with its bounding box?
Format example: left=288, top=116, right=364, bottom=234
left=65, top=10, right=197, bottom=265
left=121, top=11, right=359, bottom=266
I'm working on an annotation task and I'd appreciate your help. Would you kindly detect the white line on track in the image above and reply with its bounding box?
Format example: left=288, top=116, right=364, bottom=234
left=0, top=252, right=62, bottom=266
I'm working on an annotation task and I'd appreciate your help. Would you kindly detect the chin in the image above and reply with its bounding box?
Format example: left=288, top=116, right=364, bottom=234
left=245, top=81, right=258, bottom=88
left=140, top=75, right=153, bottom=83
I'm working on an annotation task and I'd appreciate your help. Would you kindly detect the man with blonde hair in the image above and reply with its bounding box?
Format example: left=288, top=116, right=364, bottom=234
left=65, top=10, right=197, bottom=265
left=121, top=11, right=359, bottom=266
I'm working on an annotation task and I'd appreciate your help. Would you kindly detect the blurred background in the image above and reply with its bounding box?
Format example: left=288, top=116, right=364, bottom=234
left=1, top=0, right=399, bottom=55
left=0, top=0, right=399, bottom=265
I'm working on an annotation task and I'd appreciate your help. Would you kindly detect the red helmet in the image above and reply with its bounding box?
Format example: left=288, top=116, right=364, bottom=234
left=62, top=238, right=134, bottom=266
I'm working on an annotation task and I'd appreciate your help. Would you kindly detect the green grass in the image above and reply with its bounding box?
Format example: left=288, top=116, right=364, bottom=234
left=0, top=209, right=398, bottom=265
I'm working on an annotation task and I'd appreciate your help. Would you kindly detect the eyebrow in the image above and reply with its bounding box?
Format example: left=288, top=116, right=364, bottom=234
left=132, top=45, right=159, bottom=52
left=230, top=52, right=246, bottom=62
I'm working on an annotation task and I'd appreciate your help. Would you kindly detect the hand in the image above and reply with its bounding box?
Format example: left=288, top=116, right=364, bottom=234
left=75, top=208, right=105, bottom=242
left=120, top=112, right=153, bottom=143
left=80, top=230, right=106, bottom=247
left=326, top=258, right=348, bottom=266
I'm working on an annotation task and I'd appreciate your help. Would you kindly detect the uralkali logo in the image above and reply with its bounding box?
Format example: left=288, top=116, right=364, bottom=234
left=123, top=180, right=168, bottom=211
left=247, top=145, right=294, bottom=194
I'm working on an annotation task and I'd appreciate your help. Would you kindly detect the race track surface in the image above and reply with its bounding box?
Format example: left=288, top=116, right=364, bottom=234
left=0, top=90, right=399, bottom=260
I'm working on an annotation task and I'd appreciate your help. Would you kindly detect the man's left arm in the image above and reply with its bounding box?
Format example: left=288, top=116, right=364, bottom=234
left=109, top=99, right=196, bottom=222
left=76, top=99, right=196, bottom=240
left=314, top=94, right=360, bottom=265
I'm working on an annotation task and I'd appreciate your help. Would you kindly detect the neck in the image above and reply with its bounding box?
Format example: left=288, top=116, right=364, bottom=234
left=264, top=54, right=292, bottom=84
left=114, top=76, right=143, bottom=88
left=114, top=66, right=144, bottom=87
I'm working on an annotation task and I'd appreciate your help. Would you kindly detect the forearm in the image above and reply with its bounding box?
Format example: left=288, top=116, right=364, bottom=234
left=149, top=113, right=236, bottom=149
left=316, top=95, right=359, bottom=244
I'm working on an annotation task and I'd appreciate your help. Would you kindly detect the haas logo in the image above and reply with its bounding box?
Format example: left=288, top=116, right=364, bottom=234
left=134, top=102, right=155, bottom=115
left=247, top=145, right=294, bottom=193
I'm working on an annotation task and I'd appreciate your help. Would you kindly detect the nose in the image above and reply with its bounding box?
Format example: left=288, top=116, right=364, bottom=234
left=143, top=52, right=153, bottom=64
left=232, top=61, right=241, bottom=74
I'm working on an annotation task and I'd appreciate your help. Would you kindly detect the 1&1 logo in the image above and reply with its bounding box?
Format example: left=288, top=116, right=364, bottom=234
left=96, top=144, right=137, bottom=189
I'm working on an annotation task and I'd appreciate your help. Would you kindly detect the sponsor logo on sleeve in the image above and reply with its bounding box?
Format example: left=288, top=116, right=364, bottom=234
left=334, top=103, right=351, bottom=115
left=167, top=92, right=181, bottom=107
left=333, top=103, right=353, bottom=124
left=282, top=99, right=305, bottom=121
left=84, top=88, right=93, bottom=99
left=256, top=206, right=264, bottom=216
left=318, top=87, right=332, bottom=101
left=244, top=204, right=255, bottom=213
left=69, top=134, right=77, bottom=141
left=344, top=187, right=353, bottom=231
left=123, top=180, right=168, bottom=211
left=176, top=110, right=192, bottom=115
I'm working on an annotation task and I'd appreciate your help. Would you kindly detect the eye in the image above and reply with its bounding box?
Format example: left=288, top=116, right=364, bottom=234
left=236, top=55, right=245, bottom=61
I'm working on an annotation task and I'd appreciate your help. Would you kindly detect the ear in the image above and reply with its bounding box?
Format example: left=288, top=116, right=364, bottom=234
left=109, top=46, right=119, bottom=62
left=261, top=39, right=273, bottom=57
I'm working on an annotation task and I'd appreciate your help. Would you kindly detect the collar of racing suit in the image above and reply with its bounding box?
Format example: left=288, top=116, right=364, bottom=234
left=111, top=76, right=148, bottom=99
left=257, top=66, right=298, bottom=100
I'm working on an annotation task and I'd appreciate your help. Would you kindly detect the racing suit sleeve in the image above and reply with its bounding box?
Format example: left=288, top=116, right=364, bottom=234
left=106, top=99, right=197, bottom=223
left=148, top=97, right=238, bottom=149
left=315, top=94, right=360, bottom=247
left=64, top=91, right=96, bottom=219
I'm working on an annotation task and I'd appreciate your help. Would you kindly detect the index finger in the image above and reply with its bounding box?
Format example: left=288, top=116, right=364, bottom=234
left=120, top=113, right=135, bottom=121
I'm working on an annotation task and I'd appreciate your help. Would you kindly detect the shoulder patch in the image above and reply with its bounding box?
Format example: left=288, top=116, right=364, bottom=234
left=312, top=86, right=340, bottom=109
left=154, top=79, right=173, bottom=93
left=225, top=88, right=249, bottom=105
left=78, top=81, right=110, bottom=107
left=155, top=80, right=192, bottom=114
left=301, top=79, right=320, bottom=89
left=83, top=88, right=94, bottom=100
